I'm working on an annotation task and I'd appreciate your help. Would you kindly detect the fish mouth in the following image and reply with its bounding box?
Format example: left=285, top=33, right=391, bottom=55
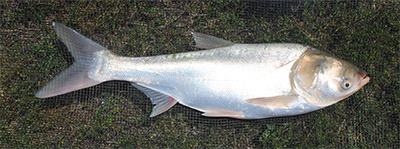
left=359, top=75, right=370, bottom=88
left=357, top=69, right=370, bottom=88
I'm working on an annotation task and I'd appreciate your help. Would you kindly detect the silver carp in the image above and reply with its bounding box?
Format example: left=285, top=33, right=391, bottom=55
left=36, top=22, right=369, bottom=119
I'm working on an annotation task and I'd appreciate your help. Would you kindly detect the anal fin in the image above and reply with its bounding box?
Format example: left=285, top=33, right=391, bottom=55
left=131, top=83, right=178, bottom=117
left=245, top=95, right=299, bottom=109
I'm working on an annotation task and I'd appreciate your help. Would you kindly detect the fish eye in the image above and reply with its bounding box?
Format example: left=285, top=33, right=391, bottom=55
left=341, top=79, right=352, bottom=89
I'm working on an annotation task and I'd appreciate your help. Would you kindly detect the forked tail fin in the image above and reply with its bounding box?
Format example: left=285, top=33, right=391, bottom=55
left=36, top=22, right=108, bottom=98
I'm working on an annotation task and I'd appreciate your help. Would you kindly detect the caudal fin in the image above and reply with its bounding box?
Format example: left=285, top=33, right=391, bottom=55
left=36, top=22, right=108, bottom=98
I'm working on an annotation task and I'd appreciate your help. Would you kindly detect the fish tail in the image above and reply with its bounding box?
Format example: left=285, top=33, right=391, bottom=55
left=36, top=22, right=109, bottom=98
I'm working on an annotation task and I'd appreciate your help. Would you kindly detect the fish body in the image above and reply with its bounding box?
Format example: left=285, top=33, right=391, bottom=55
left=36, top=22, right=369, bottom=119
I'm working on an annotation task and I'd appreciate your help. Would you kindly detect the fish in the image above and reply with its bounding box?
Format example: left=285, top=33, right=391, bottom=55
left=36, top=22, right=370, bottom=119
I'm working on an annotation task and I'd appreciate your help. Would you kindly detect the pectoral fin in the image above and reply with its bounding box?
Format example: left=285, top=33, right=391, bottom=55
left=191, top=32, right=234, bottom=49
left=245, top=95, right=299, bottom=109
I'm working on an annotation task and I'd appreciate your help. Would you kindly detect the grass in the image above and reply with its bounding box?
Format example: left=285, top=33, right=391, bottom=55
left=0, top=0, right=399, bottom=148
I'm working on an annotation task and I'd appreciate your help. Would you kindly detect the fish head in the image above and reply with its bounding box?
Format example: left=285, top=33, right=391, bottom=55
left=290, top=48, right=370, bottom=107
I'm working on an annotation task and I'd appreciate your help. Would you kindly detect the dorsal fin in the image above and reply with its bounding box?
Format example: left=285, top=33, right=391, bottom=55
left=191, top=32, right=234, bottom=49
left=131, top=83, right=178, bottom=117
